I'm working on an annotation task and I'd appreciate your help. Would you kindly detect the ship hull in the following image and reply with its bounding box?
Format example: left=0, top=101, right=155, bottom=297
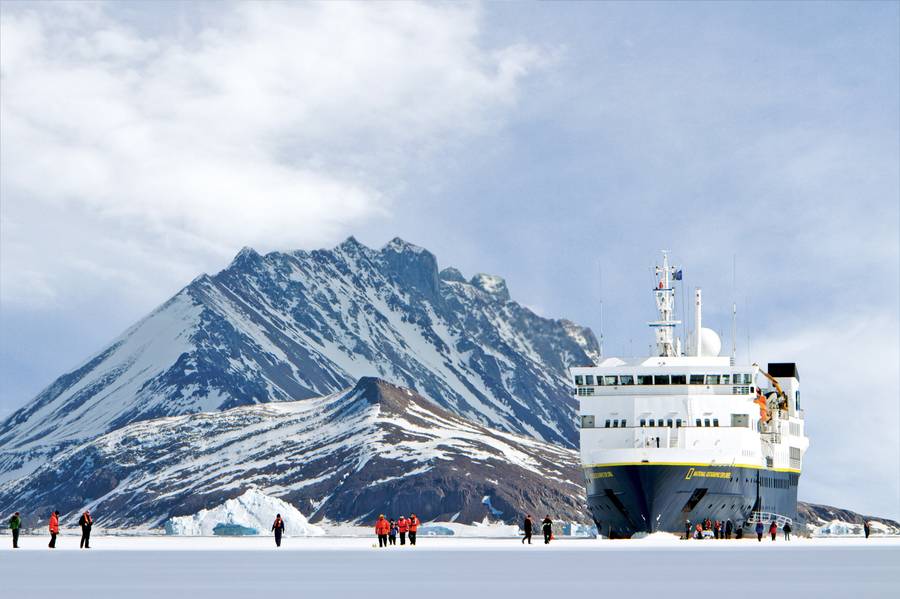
left=585, top=464, right=800, bottom=538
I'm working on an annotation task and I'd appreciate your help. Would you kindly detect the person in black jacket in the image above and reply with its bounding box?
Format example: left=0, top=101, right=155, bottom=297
left=684, top=519, right=691, bottom=540
left=725, top=519, right=733, bottom=540
left=271, top=514, right=285, bottom=547
left=541, top=515, right=553, bottom=544
left=78, top=510, right=93, bottom=549
left=522, top=515, right=533, bottom=545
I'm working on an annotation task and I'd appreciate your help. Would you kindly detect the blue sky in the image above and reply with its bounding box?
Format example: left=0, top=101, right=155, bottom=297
left=1, top=1, right=898, bottom=518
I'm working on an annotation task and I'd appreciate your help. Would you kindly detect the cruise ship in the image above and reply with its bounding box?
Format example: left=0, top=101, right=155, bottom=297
left=572, top=253, right=809, bottom=538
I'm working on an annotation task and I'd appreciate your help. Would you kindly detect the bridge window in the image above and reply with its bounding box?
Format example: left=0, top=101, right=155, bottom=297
left=637, top=375, right=653, bottom=385
left=580, top=415, right=595, bottom=428
left=695, top=419, right=702, bottom=427
left=720, top=374, right=731, bottom=384
left=667, top=419, right=674, bottom=428
left=671, top=374, right=687, bottom=384
left=621, top=419, right=627, bottom=427
left=612, top=420, right=619, bottom=428
left=603, top=375, right=619, bottom=386
left=704, top=418, right=711, bottom=427
left=620, top=375, right=635, bottom=385
left=690, top=374, right=705, bottom=385
left=575, top=375, right=584, bottom=386
left=705, top=375, right=720, bottom=385
left=576, top=387, right=593, bottom=396
left=654, top=375, right=670, bottom=385
left=640, top=418, right=646, bottom=426
left=676, top=418, right=683, bottom=427
left=713, top=418, right=719, bottom=427
left=604, top=419, right=611, bottom=428
left=585, top=375, right=595, bottom=386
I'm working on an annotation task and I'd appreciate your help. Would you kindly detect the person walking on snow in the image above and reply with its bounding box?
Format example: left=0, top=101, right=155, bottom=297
left=272, top=514, right=285, bottom=547
left=48, top=511, right=59, bottom=549
left=725, top=519, right=733, bottom=540
left=375, top=515, right=390, bottom=548
left=864, top=521, right=871, bottom=538
left=755, top=521, right=764, bottom=542
left=769, top=520, right=778, bottom=541
left=541, top=515, right=553, bottom=544
left=8, top=512, right=21, bottom=549
left=78, top=510, right=93, bottom=548
left=782, top=522, right=791, bottom=541
left=408, top=514, right=419, bottom=546
left=397, top=515, right=409, bottom=546
left=388, top=520, right=398, bottom=546
left=522, top=515, right=534, bottom=544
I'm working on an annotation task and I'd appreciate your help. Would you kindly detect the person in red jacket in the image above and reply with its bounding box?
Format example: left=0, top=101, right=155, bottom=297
left=48, top=511, right=60, bottom=549
left=397, top=515, right=409, bottom=545
left=375, top=515, right=390, bottom=548
left=408, top=513, right=419, bottom=546
left=769, top=520, right=778, bottom=542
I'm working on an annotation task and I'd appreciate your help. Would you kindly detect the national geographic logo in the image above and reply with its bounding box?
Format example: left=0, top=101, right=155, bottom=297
left=591, top=471, right=614, bottom=479
left=685, top=468, right=732, bottom=480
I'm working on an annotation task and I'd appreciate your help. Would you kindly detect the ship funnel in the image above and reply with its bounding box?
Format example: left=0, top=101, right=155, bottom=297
left=694, top=288, right=702, bottom=357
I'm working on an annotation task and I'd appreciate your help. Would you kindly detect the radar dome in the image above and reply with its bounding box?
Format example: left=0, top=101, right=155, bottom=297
left=699, top=328, right=721, bottom=357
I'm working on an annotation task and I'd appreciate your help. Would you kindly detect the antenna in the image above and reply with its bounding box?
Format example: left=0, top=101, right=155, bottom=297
left=731, top=254, right=737, bottom=363
left=598, top=263, right=604, bottom=360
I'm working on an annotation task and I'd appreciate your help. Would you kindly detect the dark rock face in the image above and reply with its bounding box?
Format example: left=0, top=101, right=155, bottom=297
left=0, top=379, right=587, bottom=529
left=1, top=237, right=599, bottom=486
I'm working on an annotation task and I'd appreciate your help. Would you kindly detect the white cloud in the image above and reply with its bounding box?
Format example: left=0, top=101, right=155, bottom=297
left=0, top=1, right=548, bottom=308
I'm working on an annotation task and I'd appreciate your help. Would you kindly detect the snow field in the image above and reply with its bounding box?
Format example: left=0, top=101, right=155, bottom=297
left=1, top=536, right=897, bottom=599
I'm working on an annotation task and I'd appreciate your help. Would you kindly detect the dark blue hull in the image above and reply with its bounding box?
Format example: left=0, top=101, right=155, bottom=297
left=585, top=464, right=800, bottom=538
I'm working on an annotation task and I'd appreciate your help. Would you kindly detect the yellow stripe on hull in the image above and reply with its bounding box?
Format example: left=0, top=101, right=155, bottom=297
left=581, top=461, right=801, bottom=474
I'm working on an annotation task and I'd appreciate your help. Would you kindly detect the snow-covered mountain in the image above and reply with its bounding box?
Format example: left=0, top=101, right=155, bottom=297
left=0, top=378, right=586, bottom=529
left=798, top=502, right=900, bottom=537
left=0, top=237, right=598, bottom=482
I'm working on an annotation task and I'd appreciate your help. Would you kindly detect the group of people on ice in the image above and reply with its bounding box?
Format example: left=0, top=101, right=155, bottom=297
left=686, top=517, right=739, bottom=540
left=374, top=514, right=420, bottom=547
left=6, top=510, right=93, bottom=549
left=684, top=517, right=793, bottom=541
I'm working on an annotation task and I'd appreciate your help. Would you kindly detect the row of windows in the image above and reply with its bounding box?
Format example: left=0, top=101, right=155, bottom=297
left=574, top=373, right=753, bottom=387
left=596, top=418, right=721, bottom=428
left=760, top=476, right=791, bottom=489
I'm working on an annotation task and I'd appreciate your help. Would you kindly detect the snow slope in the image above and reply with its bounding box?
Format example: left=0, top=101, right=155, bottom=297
left=0, top=237, right=598, bottom=483
left=0, top=378, right=586, bottom=529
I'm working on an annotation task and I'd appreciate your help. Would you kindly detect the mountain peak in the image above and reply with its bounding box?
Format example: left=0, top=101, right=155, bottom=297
left=439, top=267, right=466, bottom=283
left=381, top=237, right=427, bottom=255
left=378, top=238, right=439, bottom=299
left=346, top=376, right=418, bottom=414
left=470, top=273, right=510, bottom=302
left=229, top=246, right=263, bottom=270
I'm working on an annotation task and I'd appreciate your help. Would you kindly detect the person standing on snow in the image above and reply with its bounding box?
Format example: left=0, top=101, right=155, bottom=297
left=408, top=513, right=419, bottom=546
left=782, top=522, right=791, bottom=541
left=522, top=515, right=534, bottom=544
left=864, top=521, right=871, bottom=538
left=388, top=520, right=398, bottom=546
left=375, top=515, right=390, bottom=548
left=48, top=511, right=59, bottom=549
left=541, top=515, right=553, bottom=544
left=725, top=519, right=733, bottom=540
left=271, top=514, right=285, bottom=547
left=683, top=520, right=691, bottom=540
left=78, top=510, right=93, bottom=548
left=769, top=520, right=778, bottom=542
left=755, top=521, right=764, bottom=542
left=9, top=512, right=21, bottom=549
left=397, top=515, right=409, bottom=546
